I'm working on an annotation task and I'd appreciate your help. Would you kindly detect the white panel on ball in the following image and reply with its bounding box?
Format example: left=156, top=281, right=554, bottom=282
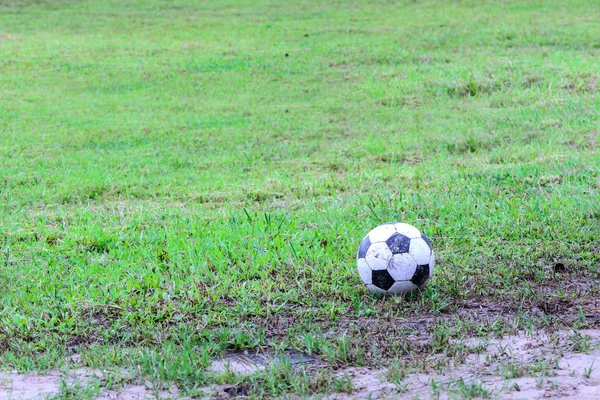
left=367, top=223, right=396, bottom=243
left=393, top=223, right=422, bottom=238
left=388, top=281, right=418, bottom=295
left=366, top=284, right=388, bottom=294
left=387, top=253, right=417, bottom=281
left=364, top=242, right=392, bottom=271
left=428, top=250, right=435, bottom=278
left=357, top=258, right=372, bottom=285
left=408, top=237, right=431, bottom=265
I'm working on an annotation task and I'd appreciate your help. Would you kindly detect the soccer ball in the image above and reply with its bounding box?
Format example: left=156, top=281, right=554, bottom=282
left=357, top=222, right=434, bottom=295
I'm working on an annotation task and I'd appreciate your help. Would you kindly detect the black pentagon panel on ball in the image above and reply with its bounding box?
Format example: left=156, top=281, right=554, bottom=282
left=411, top=264, right=430, bottom=287
left=357, top=235, right=371, bottom=259
left=371, top=269, right=395, bottom=291
left=421, top=234, right=432, bottom=250
left=386, top=233, right=410, bottom=254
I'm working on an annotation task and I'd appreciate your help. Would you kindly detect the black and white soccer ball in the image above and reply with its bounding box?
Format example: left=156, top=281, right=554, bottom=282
left=357, top=222, right=434, bottom=295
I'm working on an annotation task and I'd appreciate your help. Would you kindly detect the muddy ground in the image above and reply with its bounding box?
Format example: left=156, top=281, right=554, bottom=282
left=2, top=330, right=600, bottom=399
left=331, top=329, right=600, bottom=399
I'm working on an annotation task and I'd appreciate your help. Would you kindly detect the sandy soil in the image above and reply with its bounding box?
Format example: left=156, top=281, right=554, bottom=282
left=2, top=330, right=599, bottom=399
left=0, top=369, right=183, bottom=400
left=329, top=329, right=600, bottom=399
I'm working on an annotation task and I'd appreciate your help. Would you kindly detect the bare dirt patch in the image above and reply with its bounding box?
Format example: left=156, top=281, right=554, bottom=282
left=328, top=329, right=600, bottom=399
left=0, top=369, right=183, bottom=400
left=3, top=330, right=600, bottom=399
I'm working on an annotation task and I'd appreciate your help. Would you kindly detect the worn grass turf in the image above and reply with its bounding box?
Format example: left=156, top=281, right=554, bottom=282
left=1, top=0, right=599, bottom=397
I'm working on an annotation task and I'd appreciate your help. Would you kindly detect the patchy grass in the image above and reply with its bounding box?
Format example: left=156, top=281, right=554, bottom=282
left=0, top=0, right=599, bottom=397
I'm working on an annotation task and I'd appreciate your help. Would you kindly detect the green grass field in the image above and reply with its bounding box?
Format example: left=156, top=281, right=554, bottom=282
left=1, top=0, right=599, bottom=397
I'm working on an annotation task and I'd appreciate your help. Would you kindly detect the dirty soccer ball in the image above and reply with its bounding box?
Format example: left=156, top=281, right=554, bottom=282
left=356, top=222, right=434, bottom=295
